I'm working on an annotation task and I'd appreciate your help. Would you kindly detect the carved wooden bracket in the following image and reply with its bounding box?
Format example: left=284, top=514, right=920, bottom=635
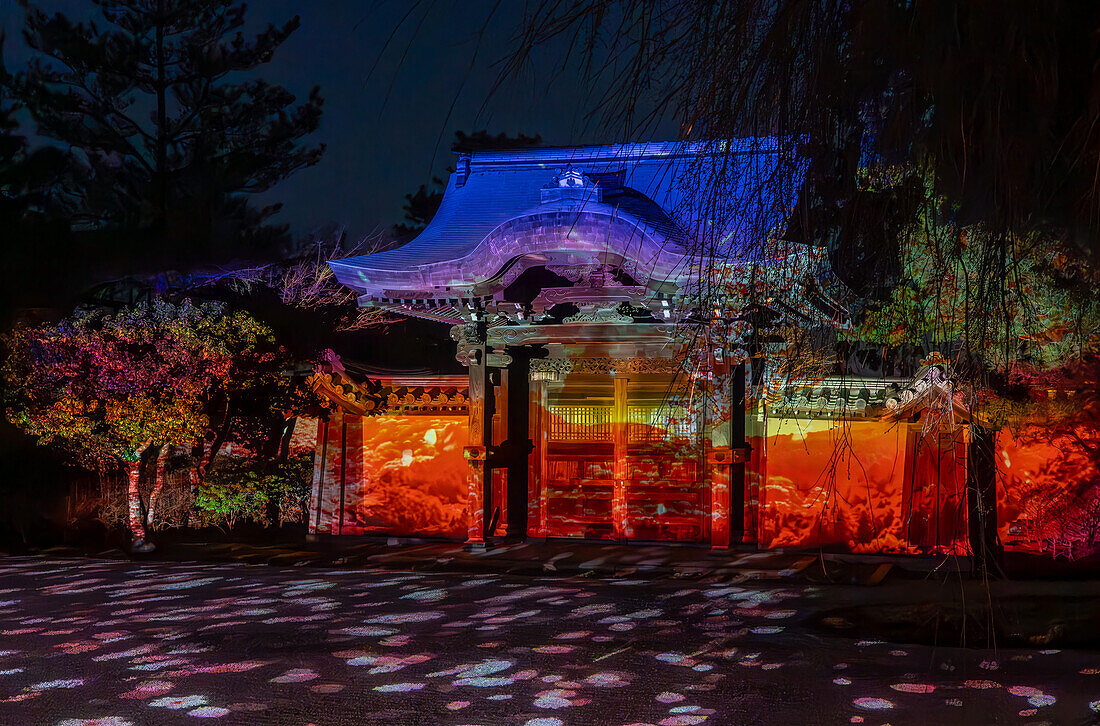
left=486, top=352, right=513, bottom=368
left=464, top=445, right=488, bottom=462
left=707, top=445, right=752, bottom=465
left=531, top=285, right=648, bottom=314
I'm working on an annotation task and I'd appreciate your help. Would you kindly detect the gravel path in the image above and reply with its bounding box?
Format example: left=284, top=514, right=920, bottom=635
left=0, top=556, right=1097, bottom=725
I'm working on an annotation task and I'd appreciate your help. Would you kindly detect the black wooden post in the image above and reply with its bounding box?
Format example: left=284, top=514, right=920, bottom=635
left=967, top=422, right=1002, bottom=576
left=464, top=318, right=495, bottom=545
left=503, top=347, right=532, bottom=540
left=729, top=361, right=747, bottom=543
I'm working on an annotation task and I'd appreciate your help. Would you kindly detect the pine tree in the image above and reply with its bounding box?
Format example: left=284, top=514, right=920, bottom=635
left=12, top=0, right=325, bottom=269
left=0, top=45, right=75, bottom=321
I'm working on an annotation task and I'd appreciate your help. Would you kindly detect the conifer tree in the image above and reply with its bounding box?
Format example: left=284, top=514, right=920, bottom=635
left=12, top=0, right=324, bottom=269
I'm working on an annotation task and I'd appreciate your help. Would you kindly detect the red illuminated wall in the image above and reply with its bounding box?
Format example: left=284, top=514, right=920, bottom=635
left=339, top=415, right=469, bottom=539
left=289, top=417, right=319, bottom=456
left=997, top=426, right=1100, bottom=557
left=312, top=408, right=1100, bottom=555
left=760, top=419, right=967, bottom=553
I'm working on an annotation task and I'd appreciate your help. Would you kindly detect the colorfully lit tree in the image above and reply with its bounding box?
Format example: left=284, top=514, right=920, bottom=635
left=1, top=297, right=320, bottom=545
left=4, top=300, right=220, bottom=545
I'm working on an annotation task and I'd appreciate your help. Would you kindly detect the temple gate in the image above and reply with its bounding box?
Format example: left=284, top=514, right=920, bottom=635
left=311, top=141, right=1016, bottom=555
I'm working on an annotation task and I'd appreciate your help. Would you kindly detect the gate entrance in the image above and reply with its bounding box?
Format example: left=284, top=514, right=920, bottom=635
left=535, top=373, right=706, bottom=543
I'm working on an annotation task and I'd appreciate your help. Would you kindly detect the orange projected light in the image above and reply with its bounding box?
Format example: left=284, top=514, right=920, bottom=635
left=762, top=420, right=968, bottom=554
left=997, top=425, right=1100, bottom=557
left=537, top=403, right=706, bottom=543
left=341, top=415, right=469, bottom=539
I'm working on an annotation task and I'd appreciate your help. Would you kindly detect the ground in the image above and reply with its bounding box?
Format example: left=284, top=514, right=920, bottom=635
left=0, top=556, right=1098, bottom=725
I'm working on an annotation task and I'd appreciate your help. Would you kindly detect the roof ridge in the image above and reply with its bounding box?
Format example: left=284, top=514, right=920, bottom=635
left=462, top=139, right=778, bottom=167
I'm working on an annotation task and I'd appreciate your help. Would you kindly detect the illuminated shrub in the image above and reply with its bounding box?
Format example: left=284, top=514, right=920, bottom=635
left=194, top=454, right=312, bottom=529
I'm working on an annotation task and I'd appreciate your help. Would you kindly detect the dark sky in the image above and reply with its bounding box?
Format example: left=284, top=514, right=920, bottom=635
left=2, top=0, right=677, bottom=244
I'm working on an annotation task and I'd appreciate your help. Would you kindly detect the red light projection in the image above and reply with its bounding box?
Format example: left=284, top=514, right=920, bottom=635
left=904, top=431, right=968, bottom=553
left=339, top=415, right=469, bottom=539
left=760, top=420, right=967, bottom=553
left=309, top=376, right=1100, bottom=559
left=997, top=426, right=1100, bottom=558
left=534, top=401, right=707, bottom=543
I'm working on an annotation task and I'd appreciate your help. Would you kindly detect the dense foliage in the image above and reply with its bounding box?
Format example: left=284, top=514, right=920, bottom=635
left=193, top=453, right=312, bottom=529
left=2, top=297, right=321, bottom=541
left=3, top=299, right=228, bottom=464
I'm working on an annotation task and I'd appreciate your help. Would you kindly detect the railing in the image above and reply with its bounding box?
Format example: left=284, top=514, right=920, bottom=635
left=547, top=405, right=613, bottom=442
left=628, top=405, right=697, bottom=443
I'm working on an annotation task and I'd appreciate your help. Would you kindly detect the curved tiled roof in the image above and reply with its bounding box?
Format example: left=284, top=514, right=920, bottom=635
left=330, top=139, right=797, bottom=299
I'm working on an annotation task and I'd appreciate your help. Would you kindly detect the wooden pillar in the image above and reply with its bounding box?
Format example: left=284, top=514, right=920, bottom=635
left=900, top=424, right=919, bottom=546
left=729, top=361, right=747, bottom=544
left=491, top=374, right=506, bottom=537
left=742, top=311, right=770, bottom=546
left=310, top=409, right=343, bottom=535
left=308, top=418, right=327, bottom=535
left=612, top=376, right=629, bottom=541
left=336, top=420, right=347, bottom=534
left=336, top=416, right=364, bottom=535
left=967, top=422, right=1002, bottom=575
left=745, top=357, right=766, bottom=545
left=464, top=329, right=494, bottom=546
left=707, top=359, right=733, bottom=549
left=533, top=379, right=549, bottom=536
left=709, top=449, right=732, bottom=549
left=504, top=349, right=531, bottom=539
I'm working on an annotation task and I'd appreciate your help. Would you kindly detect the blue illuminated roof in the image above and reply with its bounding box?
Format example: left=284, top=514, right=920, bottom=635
left=330, top=139, right=797, bottom=297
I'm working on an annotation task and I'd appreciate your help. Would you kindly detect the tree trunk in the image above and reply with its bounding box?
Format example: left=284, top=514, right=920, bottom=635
left=265, top=486, right=281, bottom=529
left=278, top=417, right=297, bottom=461
left=126, top=460, right=146, bottom=541
left=191, top=440, right=205, bottom=481
left=146, top=445, right=169, bottom=528
left=967, top=422, right=1002, bottom=577
left=257, top=414, right=285, bottom=460
left=126, top=444, right=158, bottom=553
left=202, top=400, right=234, bottom=477
left=180, top=464, right=200, bottom=529
left=153, top=0, right=168, bottom=232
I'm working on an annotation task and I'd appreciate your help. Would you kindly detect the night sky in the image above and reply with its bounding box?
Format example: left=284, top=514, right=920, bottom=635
left=1, top=0, right=677, bottom=244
